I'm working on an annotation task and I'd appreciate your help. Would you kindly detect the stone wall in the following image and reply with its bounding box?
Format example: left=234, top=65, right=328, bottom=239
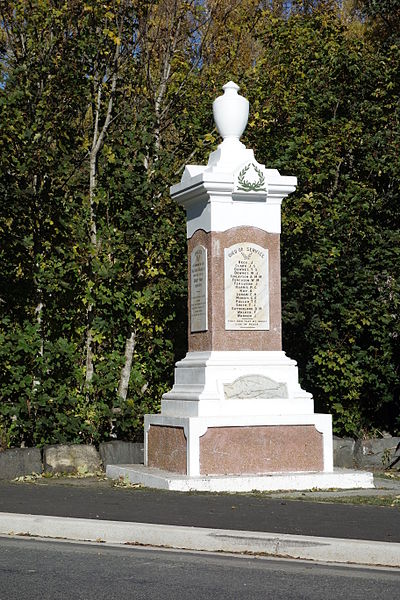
left=0, top=437, right=399, bottom=480
left=333, top=436, right=400, bottom=469
left=0, top=441, right=144, bottom=480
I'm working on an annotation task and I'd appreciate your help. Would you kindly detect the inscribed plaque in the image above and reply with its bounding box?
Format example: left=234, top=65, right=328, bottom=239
left=224, top=243, right=269, bottom=330
left=190, top=245, right=208, bottom=332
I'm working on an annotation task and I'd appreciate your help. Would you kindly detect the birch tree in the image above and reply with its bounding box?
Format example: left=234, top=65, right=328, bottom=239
left=112, top=0, right=266, bottom=403
left=83, top=3, right=124, bottom=388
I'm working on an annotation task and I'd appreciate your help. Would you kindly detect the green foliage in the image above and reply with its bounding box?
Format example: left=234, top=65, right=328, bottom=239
left=246, top=5, right=400, bottom=436
left=0, top=0, right=398, bottom=446
left=0, top=0, right=188, bottom=446
left=357, top=0, right=400, bottom=44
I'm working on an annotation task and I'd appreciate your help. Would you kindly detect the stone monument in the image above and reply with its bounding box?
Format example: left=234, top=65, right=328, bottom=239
left=107, top=82, right=373, bottom=492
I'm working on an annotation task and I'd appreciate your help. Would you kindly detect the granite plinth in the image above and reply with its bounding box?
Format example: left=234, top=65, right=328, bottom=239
left=147, top=425, right=187, bottom=474
left=146, top=423, right=323, bottom=475
left=145, top=413, right=333, bottom=477
left=199, top=425, right=323, bottom=474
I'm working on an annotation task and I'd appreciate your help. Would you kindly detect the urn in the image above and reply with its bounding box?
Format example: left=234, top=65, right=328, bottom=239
left=212, top=81, right=249, bottom=141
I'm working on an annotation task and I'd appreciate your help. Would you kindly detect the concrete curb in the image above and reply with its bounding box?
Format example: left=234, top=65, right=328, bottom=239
left=0, top=512, right=399, bottom=568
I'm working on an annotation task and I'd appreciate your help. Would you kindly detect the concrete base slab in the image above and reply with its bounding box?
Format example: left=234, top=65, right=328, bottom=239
left=106, top=464, right=374, bottom=493
left=0, top=512, right=398, bottom=568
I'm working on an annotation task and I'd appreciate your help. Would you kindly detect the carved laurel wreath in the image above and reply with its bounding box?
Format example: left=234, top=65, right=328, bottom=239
left=237, top=163, right=266, bottom=192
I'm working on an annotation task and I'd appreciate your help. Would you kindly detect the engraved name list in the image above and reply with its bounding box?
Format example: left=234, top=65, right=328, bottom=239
left=190, top=245, right=208, bottom=332
left=224, top=243, right=269, bottom=330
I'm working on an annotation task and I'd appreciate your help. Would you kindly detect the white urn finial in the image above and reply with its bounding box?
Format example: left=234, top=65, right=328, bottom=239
left=213, top=81, right=249, bottom=142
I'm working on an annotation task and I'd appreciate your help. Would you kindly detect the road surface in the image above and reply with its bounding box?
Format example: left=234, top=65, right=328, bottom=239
left=0, top=536, right=399, bottom=599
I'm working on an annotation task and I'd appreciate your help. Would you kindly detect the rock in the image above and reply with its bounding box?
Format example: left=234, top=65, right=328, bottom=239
left=333, top=436, right=355, bottom=468
left=354, top=437, right=400, bottom=469
left=43, top=444, right=101, bottom=474
left=0, top=447, right=42, bottom=480
left=99, top=441, right=144, bottom=467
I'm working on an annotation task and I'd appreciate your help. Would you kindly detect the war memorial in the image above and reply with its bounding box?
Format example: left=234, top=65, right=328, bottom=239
left=107, top=83, right=373, bottom=492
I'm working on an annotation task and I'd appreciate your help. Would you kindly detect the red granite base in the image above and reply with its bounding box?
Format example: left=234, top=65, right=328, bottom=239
left=147, top=424, right=324, bottom=475
left=147, top=425, right=187, bottom=474
left=199, top=425, right=323, bottom=475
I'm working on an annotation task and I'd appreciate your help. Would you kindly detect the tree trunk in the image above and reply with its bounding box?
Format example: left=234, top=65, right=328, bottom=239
left=118, top=330, right=136, bottom=400
left=85, top=132, right=98, bottom=388
left=84, top=47, right=119, bottom=388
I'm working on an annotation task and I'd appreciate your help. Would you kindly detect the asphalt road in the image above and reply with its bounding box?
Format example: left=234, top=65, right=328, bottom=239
left=1, top=481, right=399, bottom=542
left=0, top=537, right=399, bottom=600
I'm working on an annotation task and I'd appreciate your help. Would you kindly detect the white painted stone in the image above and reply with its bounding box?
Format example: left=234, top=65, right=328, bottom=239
left=190, top=244, right=208, bottom=332
left=224, top=243, right=269, bottom=330
left=160, top=398, right=312, bottom=418
left=212, top=81, right=249, bottom=142
left=161, top=351, right=314, bottom=418
left=171, top=170, right=296, bottom=237
left=170, top=82, right=297, bottom=237
left=152, top=349, right=334, bottom=481
left=107, top=464, right=374, bottom=494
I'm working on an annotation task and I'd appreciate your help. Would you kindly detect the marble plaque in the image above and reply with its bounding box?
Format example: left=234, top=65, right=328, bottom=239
left=190, top=245, right=208, bottom=332
left=224, top=243, right=269, bottom=330
left=224, top=375, right=288, bottom=399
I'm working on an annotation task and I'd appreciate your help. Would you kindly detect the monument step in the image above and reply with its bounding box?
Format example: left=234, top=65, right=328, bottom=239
left=106, top=464, right=374, bottom=493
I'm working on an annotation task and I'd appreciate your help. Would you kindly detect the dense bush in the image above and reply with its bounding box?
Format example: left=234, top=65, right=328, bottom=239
left=245, top=6, right=399, bottom=435
left=0, top=1, right=398, bottom=446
